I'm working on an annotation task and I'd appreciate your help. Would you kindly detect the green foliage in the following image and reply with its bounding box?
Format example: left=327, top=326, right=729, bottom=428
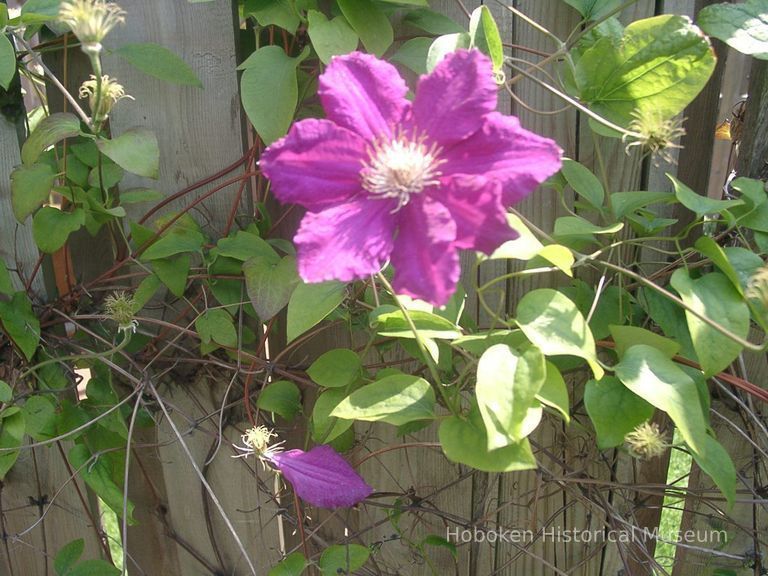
left=113, top=42, right=203, bottom=87
left=0, top=408, right=25, bottom=479
left=574, top=15, right=716, bottom=128
left=0, top=291, right=40, bottom=360
left=244, top=254, right=299, bottom=320
left=307, top=10, right=358, bottom=64
left=562, top=0, right=624, bottom=20
left=257, top=380, right=302, bottom=421
left=268, top=552, right=307, bottom=576
left=10, top=161, right=56, bottom=222
left=584, top=376, right=654, bottom=449
left=468, top=6, right=504, bottom=73
left=697, top=0, right=768, bottom=59
left=240, top=46, right=308, bottom=145
left=97, top=129, right=159, bottom=178
left=307, top=349, right=361, bottom=388
left=0, top=34, right=15, bottom=91
left=21, top=113, right=81, bottom=164
left=336, top=0, right=392, bottom=57
left=318, top=544, right=370, bottom=575
left=286, top=280, right=345, bottom=343
left=515, top=289, right=604, bottom=379
left=331, top=374, right=435, bottom=425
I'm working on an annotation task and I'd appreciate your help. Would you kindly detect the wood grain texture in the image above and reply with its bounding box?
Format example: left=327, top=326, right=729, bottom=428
left=102, top=0, right=250, bottom=230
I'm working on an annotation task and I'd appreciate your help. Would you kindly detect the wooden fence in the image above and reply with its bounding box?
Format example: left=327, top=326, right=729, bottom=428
left=0, top=0, right=766, bottom=575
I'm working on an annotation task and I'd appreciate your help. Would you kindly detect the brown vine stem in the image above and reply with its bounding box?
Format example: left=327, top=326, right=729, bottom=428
left=354, top=442, right=441, bottom=468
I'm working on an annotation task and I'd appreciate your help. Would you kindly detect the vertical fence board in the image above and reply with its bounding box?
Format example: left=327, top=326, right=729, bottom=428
left=103, top=0, right=250, bottom=228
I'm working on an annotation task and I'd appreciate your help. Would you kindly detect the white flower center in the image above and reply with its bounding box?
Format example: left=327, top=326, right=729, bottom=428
left=361, top=135, right=444, bottom=211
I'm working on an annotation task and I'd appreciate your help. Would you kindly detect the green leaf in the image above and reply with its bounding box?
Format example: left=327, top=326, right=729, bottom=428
left=562, top=0, right=623, bottom=20
left=609, top=325, right=680, bottom=359
left=0, top=291, right=41, bottom=360
left=427, top=32, right=471, bottom=72
left=695, top=236, right=748, bottom=296
left=614, top=344, right=708, bottom=453
left=268, top=552, right=307, bottom=576
left=690, top=434, right=736, bottom=509
left=390, top=37, right=432, bottom=75
left=245, top=0, right=299, bottom=31
left=32, top=207, right=84, bottom=253
left=54, top=538, right=85, bottom=576
left=68, top=444, right=135, bottom=523
left=20, top=0, right=62, bottom=23
left=584, top=376, right=654, bottom=449
left=132, top=274, right=161, bottom=311
left=87, top=163, right=123, bottom=190
left=422, top=535, right=458, bottom=560
left=152, top=254, right=190, bottom=297
left=0, top=408, right=25, bottom=479
left=307, top=10, right=358, bottom=64
left=0, top=34, right=15, bottom=91
left=140, top=228, right=204, bottom=261
left=10, top=161, right=56, bottom=222
left=575, top=15, right=716, bottom=127
left=113, top=43, right=202, bottom=87
left=610, top=190, right=674, bottom=219
left=97, top=129, right=159, bottom=178
left=370, top=306, right=462, bottom=339
left=554, top=216, right=623, bottom=237
left=307, top=349, right=361, bottom=388
left=561, top=159, right=604, bottom=209
left=439, top=402, right=537, bottom=472
left=670, top=270, right=749, bottom=377
left=404, top=8, right=464, bottom=35
left=22, top=395, right=56, bottom=441
left=331, top=374, right=435, bottom=426
left=240, top=46, right=306, bottom=145
left=318, top=544, right=370, bottom=576
left=476, top=344, right=546, bottom=448
left=516, top=289, right=604, bottom=379
left=468, top=6, right=504, bottom=71
left=244, top=255, right=300, bottom=320
left=0, top=261, right=13, bottom=296
left=68, top=559, right=121, bottom=576
left=257, top=380, right=302, bottom=421
left=337, top=0, right=393, bottom=56
left=286, top=281, right=345, bottom=343
left=195, top=309, right=237, bottom=348
left=217, top=230, right=277, bottom=262
left=22, top=112, right=81, bottom=165
left=0, top=380, right=11, bottom=403
left=698, top=0, right=768, bottom=60
left=311, top=389, right=353, bottom=443
left=491, top=215, right=574, bottom=277
left=536, top=362, right=570, bottom=423
left=670, top=174, right=742, bottom=217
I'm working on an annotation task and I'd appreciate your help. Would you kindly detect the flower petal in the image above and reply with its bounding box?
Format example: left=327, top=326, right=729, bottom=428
left=442, top=112, right=563, bottom=205
left=391, top=198, right=459, bottom=307
left=319, top=52, right=410, bottom=141
left=438, top=175, right=518, bottom=253
left=294, top=198, right=395, bottom=282
left=260, top=119, right=368, bottom=210
left=272, top=446, right=373, bottom=509
left=412, top=50, right=497, bottom=146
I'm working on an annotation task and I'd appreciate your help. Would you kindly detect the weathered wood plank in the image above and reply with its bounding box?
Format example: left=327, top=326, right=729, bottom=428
left=103, top=0, right=250, bottom=228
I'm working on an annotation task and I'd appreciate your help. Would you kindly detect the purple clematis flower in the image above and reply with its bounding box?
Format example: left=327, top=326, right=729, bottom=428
left=234, top=427, right=371, bottom=508
left=270, top=445, right=373, bottom=508
left=260, top=49, right=562, bottom=306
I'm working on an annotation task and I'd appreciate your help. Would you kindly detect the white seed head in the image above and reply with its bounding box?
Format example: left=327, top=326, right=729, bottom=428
left=59, top=0, right=126, bottom=52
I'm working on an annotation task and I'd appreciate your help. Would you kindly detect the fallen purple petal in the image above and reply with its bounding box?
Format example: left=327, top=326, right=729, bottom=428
left=269, top=445, right=373, bottom=509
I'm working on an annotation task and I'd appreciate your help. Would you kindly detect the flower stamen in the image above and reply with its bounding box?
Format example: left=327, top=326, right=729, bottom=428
left=361, top=133, right=444, bottom=211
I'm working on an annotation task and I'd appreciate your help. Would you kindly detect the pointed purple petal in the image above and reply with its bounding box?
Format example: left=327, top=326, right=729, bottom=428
left=260, top=119, right=368, bottom=211
left=441, top=112, right=563, bottom=206
left=437, top=175, right=519, bottom=253
left=294, top=198, right=396, bottom=283
left=391, top=198, right=459, bottom=307
left=271, top=446, right=373, bottom=509
left=412, top=50, right=497, bottom=146
left=319, top=52, right=410, bottom=141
